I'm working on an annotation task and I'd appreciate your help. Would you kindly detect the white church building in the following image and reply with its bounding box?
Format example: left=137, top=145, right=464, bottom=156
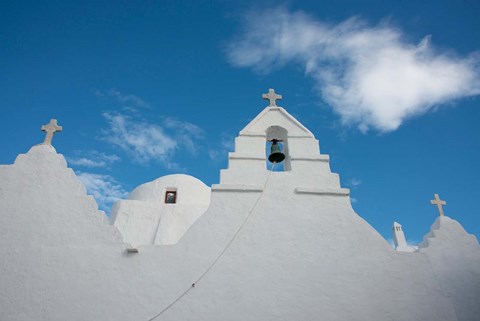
left=1, top=89, right=479, bottom=321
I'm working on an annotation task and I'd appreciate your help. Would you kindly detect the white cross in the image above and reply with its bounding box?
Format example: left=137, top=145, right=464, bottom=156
left=41, top=119, right=62, bottom=145
left=262, top=89, right=282, bottom=107
left=430, top=193, right=446, bottom=217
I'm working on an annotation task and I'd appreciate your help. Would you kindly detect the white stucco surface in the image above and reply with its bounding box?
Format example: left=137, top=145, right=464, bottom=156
left=0, top=105, right=479, bottom=321
left=419, top=216, right=480, bottom=321
left=110, top=174, right=211, bottom=245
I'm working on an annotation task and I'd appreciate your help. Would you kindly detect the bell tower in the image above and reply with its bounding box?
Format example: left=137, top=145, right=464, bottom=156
left=214, top=89, right=348, bottom=198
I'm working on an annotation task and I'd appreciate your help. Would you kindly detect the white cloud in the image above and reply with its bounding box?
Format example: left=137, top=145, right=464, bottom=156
left=208, top=132, right=235, bottom=160
left=102, top=112, right=204, bottom=166
left=163, top=117, right=205, bottom=155
left=102, top=112, right=176, bottom=164
left=68, top=151, right=120, bottom=168
left=95, top=89, right=150, bottom=109
left=227, top=8, right=480, bottom=132
left=348, top=178, right=362, bottom=188
left=95, top=90, right=206, bottom=166
left=76, top=172, right=128, bottom=213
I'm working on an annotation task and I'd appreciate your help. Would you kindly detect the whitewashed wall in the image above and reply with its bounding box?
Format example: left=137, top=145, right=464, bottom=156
left=110, top=174, right=210, bottom=245
left=0, top=106, right=478, bottom=321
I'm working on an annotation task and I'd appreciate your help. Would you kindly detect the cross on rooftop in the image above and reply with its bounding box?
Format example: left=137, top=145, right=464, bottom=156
left=41, top=119, right=62, bottom=145
left=430, top=193, right=446, bottom=217
left=262, top=89, right=282, bottom=107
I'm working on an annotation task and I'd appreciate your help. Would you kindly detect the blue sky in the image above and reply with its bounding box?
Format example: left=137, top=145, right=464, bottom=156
left=1, top=1, right=479, bottom=245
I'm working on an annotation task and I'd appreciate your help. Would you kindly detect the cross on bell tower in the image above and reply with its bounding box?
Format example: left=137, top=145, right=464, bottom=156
left=41, top=119, right=62, bottom=145
left=430, top=193, right=446, bottom=217
left=262, top=89, right=282, bottom=107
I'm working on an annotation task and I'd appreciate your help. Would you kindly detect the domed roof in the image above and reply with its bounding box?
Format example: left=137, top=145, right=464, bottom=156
left=128, top=174, right=210, bottom=205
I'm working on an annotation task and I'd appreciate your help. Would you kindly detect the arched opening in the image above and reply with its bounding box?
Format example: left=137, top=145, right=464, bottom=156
left=266, top=126, right=290, bottom=171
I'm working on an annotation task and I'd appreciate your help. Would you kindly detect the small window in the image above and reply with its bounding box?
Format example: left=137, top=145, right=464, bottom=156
left=165, top=191, right=177, bottom=204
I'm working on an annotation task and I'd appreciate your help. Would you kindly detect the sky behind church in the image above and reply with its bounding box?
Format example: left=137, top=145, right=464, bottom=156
left=1, top=0, right=479, bottom=244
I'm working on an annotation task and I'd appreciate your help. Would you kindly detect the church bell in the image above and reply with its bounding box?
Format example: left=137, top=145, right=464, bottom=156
left=268, top=139, right=286, bottom=163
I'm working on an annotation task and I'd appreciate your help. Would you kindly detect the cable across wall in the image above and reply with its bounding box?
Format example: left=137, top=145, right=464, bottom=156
left=147, top=162, right=277, bottom=321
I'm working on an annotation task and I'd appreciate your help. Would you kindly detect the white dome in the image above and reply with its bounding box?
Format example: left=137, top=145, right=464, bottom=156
left=128, top=174, right=210, bottom=205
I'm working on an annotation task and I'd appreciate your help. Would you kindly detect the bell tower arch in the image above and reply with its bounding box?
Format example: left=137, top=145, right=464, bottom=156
left=215, top=89, right=346, bottom=195
left=266, top=125, right=290, bottom=171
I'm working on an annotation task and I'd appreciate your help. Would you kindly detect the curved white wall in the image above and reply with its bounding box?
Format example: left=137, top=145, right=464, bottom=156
left=111, top=174, right=211, bottom=246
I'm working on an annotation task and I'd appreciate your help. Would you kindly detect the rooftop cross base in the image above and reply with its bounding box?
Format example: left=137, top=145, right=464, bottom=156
left=41, top=119, right=62, bottom=145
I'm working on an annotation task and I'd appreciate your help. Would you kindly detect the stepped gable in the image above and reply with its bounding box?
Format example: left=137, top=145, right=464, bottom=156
left=419, top=216, right=480, bottom=321
left=419, top=216, right=480, bottom=251
left=0, top=144, right=208, bottom=321
left=219, top=104, right=341, bottom=189
left=0, top=145, right=120, bottom=245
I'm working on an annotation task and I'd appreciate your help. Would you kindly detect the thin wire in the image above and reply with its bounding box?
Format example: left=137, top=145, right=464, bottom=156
left=147, top=162, right=277, bottom=321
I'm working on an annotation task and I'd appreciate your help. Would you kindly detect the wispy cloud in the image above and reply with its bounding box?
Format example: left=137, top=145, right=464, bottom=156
left=227, top=7, right=480, bottom=132
left=101, top=112, right=204, bottom=166
left=95, top=89, right=150, bottom=109
left=164, top=117, right=205, bottom=155
left=348, top=178, right=362, bottom=189
left=76, top=172, right=128, bottom=213
left=95, top=90, right=205, bottom=167
left=208, top=132, right=235, bottom=161
left=102, top=112, right=176, bottom=165
left=68, top=151, right=120, bottom=168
